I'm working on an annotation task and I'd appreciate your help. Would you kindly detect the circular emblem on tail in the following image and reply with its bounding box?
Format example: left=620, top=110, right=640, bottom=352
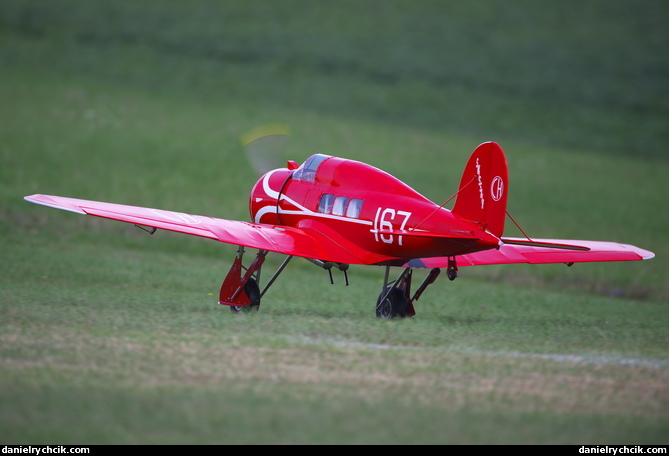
left=491, top=176, right=504, bottom=202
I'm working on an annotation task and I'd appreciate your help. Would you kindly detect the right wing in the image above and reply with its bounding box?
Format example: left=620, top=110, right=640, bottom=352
left=24, top=194, right=392, bottom=265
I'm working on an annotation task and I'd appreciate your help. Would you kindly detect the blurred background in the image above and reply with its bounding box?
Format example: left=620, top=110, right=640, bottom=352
left=2, top=0, right=667, bottom=155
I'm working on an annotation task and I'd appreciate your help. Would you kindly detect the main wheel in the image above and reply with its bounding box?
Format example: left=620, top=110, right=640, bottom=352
left=230, top=278, right=261, bottom=313
left=376, top=286, right=408, bottom=319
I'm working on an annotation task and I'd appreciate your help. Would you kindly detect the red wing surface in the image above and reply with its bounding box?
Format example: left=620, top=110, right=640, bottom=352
left=407, top=237, right=654, bottom=268
left=24, top=194, right=390, bottom=265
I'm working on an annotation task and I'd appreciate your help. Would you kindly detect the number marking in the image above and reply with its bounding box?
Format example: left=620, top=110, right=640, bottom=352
left=372, top=207, right=412, bottom=245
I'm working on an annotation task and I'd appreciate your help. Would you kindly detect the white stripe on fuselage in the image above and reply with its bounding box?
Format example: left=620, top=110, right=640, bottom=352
left=255, top=169, right=373, bottom=227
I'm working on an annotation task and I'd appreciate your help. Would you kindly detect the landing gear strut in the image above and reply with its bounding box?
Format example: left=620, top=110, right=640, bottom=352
left=219, top=246, right=292, bottom=313
left=230, top=278, right=260, bottom=313
left=376, top=286, right=408, bottom=319
left=219, top=246, right=457, bottom=318
left=376, top=265, right=443, bottom=319
left=447, top=256, right=459, bottom=281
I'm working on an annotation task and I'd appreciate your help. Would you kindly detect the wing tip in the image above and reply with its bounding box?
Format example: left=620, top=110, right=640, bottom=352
left=641, top=251, right=655, bottom=261
left=24, top=194, right=86, bottom=215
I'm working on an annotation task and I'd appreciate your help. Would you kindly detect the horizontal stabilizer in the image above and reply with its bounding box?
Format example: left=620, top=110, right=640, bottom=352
left=404, top=237, right=654, bottom=268
left=500, top=237, right=590, bottom=251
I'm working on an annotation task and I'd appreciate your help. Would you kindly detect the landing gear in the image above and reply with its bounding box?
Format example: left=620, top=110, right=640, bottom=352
left=376, top=265, right=443, bottom=319
left=218, top=246, right=457, bottom=318
left=447, top=256, right=458, bottom=281
left=230, top=278, right=260, bottom=313
left=376, top=286, right=408, bottom=318
left=219, top=246, right=292, bottom=313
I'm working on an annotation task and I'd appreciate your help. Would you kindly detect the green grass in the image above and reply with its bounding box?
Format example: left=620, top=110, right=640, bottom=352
left=1, top=0, right=667, bottom=157
left=2, top=237, right=668, bottom=444
left=1, top=0, right=668, bottom=444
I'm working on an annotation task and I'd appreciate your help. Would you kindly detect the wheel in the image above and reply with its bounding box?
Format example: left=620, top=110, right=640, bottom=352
left=230, top=278, right=261, bottom=313
left=376, top=286, right=408, bottom=319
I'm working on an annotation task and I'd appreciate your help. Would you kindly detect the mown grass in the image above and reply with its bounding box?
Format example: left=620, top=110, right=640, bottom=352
left=2, top=237, right=668, bottom=444
left=1, top=0, right=668, bottom=445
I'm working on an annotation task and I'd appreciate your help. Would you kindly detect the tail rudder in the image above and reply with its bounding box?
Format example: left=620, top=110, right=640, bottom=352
left=451, top=142, right=508, bottom=237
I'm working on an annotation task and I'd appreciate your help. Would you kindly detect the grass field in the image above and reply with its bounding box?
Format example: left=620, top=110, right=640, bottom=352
left=1, top=0, right=668, bottom=444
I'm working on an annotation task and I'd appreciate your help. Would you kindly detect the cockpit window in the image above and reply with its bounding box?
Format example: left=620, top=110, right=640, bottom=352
left=318, top=194, right=335, bottom=214
left=318, top=194, right=364, bottom=218
left=346, top=198, right=364, bottom=218
left=292, top=154, right=330, bottom=182
left=332, top=196, right=350, bottom=216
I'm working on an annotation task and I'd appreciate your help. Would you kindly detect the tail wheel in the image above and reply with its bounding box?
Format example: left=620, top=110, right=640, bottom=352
left=376, top=286, right=408, bottom=319
left=230, top=278, right=261, bottom=313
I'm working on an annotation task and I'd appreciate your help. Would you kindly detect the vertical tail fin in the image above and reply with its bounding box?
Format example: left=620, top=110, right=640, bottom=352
left=451, top=142, right=508, bottom=237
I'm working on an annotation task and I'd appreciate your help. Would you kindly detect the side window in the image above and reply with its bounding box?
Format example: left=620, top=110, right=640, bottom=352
left=318, top=195, right=363, bottom=218
left=318, top=194, right=335, bottom=214
left=332, top=196, right=350, bottom=216
left=346, top=199, right=364, bottom=218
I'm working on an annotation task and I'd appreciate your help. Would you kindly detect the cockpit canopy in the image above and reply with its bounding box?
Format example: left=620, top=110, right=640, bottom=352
left=290, top=153, right=429, bottom=205
left=291, top=154, right=331, bottom=182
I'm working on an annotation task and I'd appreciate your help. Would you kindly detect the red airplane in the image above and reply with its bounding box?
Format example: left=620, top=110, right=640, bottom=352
left=25, top=141, right=654, bottom=318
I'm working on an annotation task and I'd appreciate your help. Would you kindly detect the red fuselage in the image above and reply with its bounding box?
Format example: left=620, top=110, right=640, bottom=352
left=249, top=155, right=500, bottom=265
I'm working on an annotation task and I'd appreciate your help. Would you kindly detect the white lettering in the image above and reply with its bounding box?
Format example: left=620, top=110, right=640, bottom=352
left=372, top=207, right=382, bottom=242
left=578, top=446, right=665, bottom=455
left=380, top=208, right=395, bottom=244
left=475, top=158, right=484, bottom=209
left=371, top=207, right=412, bottom=246
left=396, top=210, right=412, bottom=246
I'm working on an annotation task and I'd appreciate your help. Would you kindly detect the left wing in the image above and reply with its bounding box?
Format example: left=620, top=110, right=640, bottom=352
left=24, top=194, right=392, bottom=265
left=406, top=237, right=654, bottom=268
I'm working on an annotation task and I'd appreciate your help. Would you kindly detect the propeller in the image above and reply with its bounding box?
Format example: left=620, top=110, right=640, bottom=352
left=240, top=123, right=291, bottom=175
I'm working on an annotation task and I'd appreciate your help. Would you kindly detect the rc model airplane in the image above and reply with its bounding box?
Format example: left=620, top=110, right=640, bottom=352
left=25, top=141, right=654, bottom=318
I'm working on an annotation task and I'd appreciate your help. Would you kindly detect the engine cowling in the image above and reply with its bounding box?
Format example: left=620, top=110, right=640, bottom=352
left=249, top=168, right=293, bottom=224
